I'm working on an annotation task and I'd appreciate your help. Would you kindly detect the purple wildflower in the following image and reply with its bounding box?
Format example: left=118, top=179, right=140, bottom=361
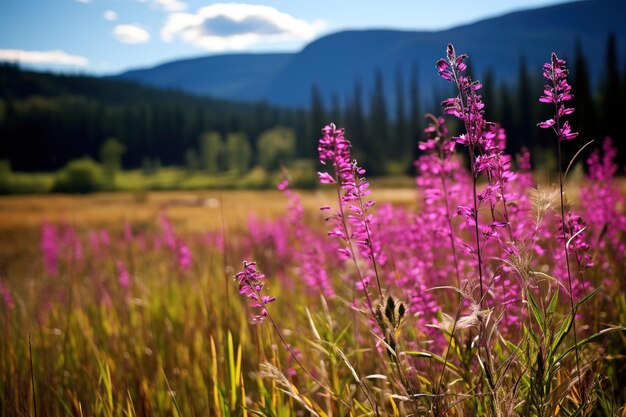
left=235, top=261, right=275, bottom=324
left=279, top=174, right=334, bottom=298
left=437, top=44, right=489, bottom=149
left=581, top=138, right=626, bottom=262
left=116, top=259, right=130, bottom=290
left=538, top=53, right=578, bottom=141
left=318, top=123, right=352, bottom=184
left=318, top=123, right=382, bottom=297
left=159, top=212, right=177, bottom=252
left=41, top=221, right=60, bottom=276
left=178, top=244, right=192, bottom=271
left=0, top=281, right=14, bottom=310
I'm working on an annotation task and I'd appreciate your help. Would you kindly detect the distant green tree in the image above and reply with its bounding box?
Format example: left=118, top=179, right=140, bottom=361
left=225, top=132, right=252, bottom=174
left=141, top=157, right=158, bottom=176
left=395, top=66, right=407, bottom=161
left=573, top=41, right=596, bottom=142
left=409, top=64, right=421, bottom=169
left=257, top=127, right=296, bottom=171
left=184, top=148, right=199, bottom=174
left=367, top=68, right=388, bottom=174
left=330, top=93, right=342, bottom=126
left=53, top=157, right=107, bottom=193
left=200, top=132, right=223, bottom=174
left=99, top=137, right=126, bottom=183
left=346, top=78, right=366, bottom=162
left=516, top=56, right=533, bottom=155
left=602, top=33, right=620, bottom=141
left=498, top=82, right=516, bottom=151
left=482, top=70, right=496, bottom=121
left=308, top=84, right=325, bottom=159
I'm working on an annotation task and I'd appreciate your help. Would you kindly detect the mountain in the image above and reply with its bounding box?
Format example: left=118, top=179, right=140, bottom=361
left=113, top=0, right=626, bottom=109
left=117, top=53, right=293, bottom=102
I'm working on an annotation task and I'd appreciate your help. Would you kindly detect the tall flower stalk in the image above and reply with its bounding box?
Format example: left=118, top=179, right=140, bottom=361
left=437, top=44, right=488, bottom=305
left=318, top=123, right=383, bottom=308
left=234, top=261, right=356, bottom=412
left=235, top=261, right=276, bottom=324
left=537, top=51, right=584, bottom=402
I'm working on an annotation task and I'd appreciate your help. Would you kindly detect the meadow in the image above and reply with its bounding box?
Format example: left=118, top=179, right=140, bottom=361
left=1, top=45, right=626, bottom=417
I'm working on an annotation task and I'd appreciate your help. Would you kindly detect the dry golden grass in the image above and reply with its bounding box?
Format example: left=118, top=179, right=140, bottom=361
left=0, top=188, right=418, bottom=232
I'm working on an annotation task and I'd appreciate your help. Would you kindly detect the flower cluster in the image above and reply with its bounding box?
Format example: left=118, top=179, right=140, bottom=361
left=538, top=53, right=578, bottom=141
left=588, top=137, right=618, bottom=181
left=158, top=212, right=193, bottom=272
left=580, top=137, right=626, bottom=268
left=318, top=123, right=381, bottom=295
left=318, top=123, right=351, bottom=184
left=437, top=44, right=489, bottom=148
left=235, top=261, right=276, bottom=324
left=41, top=221, right=60, bottom=275
left=279, top=174, right=334, bottom=298
left=116, top=259, right=131, bottom=290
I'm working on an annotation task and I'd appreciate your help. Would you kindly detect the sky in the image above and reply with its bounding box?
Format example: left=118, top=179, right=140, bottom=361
left=0, top=0, right=580, bottom=75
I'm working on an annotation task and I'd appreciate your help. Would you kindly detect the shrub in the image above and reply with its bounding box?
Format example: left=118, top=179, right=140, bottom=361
left=257, top=127, right=296, bottom=171
left=52, top=157, right=108, bottom=193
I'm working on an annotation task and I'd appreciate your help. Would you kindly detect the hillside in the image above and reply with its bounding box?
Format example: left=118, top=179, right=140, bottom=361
left=115, top=0, right=626, bottom=107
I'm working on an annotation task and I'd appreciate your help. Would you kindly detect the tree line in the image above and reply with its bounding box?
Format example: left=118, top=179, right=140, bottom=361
left=1, top=33, right=624, bottom=177
left=0, top=65, right=309, bottom=173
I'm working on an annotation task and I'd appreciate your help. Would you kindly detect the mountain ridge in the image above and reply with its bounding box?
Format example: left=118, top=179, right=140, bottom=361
left=114, top=0, right=626, bottom=107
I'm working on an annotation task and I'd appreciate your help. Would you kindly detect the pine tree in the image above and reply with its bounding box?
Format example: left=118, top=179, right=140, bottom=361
left=226, top=132, right=252, bottom=174
left=482, top=70, right=496, bottom=121
left=394, top=66, right=407, bottom=161
left=308, top=84, right=325, bottom=160
left=350, top=78, right=366, bottom=163
left=602, top=33, right=620, bottom=141
left=572, top=41, right=597, bottom=143
left=330, top=93, right=342, bottom=126
left=367, top=68, right=389, bottom=175
left=516, top=55, right=533, bottom=156
left=200, top=131, right=223, bottom=174
left=498, top=82, right=517, bottom=152
left=409, top=64, right=421, bottom=168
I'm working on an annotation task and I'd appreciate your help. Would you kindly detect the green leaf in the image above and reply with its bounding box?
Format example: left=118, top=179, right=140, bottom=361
left=405, top=351, right=462, bottom=377
left=527, top=291, right=544, bottom=332
left=555, top=326, right=626, bottom=364
left=228, top=331, right=237, bottom=409
left=550, top=314, right=573, bottom=355
left=547, top=289, right=559, bottom=315
left=573, top=287, right=600, bottom=310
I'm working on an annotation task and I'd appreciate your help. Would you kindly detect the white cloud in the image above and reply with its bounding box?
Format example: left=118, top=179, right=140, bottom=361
left=161, top=3, right=324, bottom=51
left=75, top=0, right=92, bottom=3
left=0, top=49, right=89, bottom=67
left=136, top=0, right=186, bottom=12
left=113, top=24, right=151, bottom=44
left=151, top=0, right=186, bottom=12
left=104, top=10, right=118, bottom=21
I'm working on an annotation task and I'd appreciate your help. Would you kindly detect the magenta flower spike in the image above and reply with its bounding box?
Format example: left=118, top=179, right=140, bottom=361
left=116, top=259, right=131, bottom=290
left=317, top=123, right=382, bottom=298
left=235, top=261, right=276, bottom=324
left=41, top=221, right=60, bottom=276
left=538, top=53, right=578, bottom=141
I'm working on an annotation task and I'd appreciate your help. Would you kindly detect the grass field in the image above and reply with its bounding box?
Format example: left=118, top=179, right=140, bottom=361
left=1, top=170, right=625, bottom=416
left=2, top=44, right=626, bottom=416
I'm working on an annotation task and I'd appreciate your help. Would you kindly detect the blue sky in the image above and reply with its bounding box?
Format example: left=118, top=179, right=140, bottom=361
left=0, top=0, right=579, bottom=74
